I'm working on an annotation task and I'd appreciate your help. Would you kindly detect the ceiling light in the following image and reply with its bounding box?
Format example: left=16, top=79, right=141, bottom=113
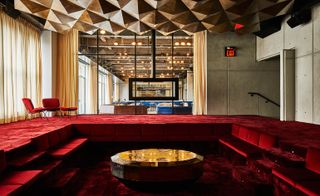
left=187, top=42, right=191, bottom=46
left=131, top=42, right=136, bottom=45
left=100, top=29, right=106, bottom=34
left=181, top=67, right=184, bottom=70
left=137, top=42, right=142, bottom=45
left=181, top=42, right=185, bottom=46
left=131, top=70, right=133, bottom=73
left=181, top=60, right=184, bottom=63
left=124, top=52, right=127, bottom=55
left=167, top=73, right=169, bottom=76
left=174, top=42, right=179, bottom=46
left=121, top=70, right=124, bottom=73
left=114, top=42, right=118, bottom=46
left=141, top=61, right=144, bottom=63
left=117, top=61, right=120, bottom=63
left=187, top=53, right=190, bottom=56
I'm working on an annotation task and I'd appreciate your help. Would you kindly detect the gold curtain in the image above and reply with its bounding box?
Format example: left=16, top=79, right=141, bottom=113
left=0, top=11, right=42, bottom=124
left=193, top=31, right=207, bottom=115
left=56, top=29, right=78, bottom=107
left=86, top=60, right=97, bottom=114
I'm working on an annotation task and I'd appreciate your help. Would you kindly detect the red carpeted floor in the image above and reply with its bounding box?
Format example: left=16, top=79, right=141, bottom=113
left=1, top=115, right=320, bottom=152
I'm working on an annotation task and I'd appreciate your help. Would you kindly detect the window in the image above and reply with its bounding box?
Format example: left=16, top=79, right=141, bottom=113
left=78, top=56, right=89, bottom=114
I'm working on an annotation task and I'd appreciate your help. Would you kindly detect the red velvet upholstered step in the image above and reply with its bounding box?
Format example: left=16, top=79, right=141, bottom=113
left=8, top=151, right=46, bottom=168
left=37, top=160, right=62, bottom=176
left=0, top=170, right=43, bottom=185
left=272, top=167, right=320, bottom=187
left=295, top=181, right=320, bottom=196
left=219, top=136, right=262, bottom=158
left=0, top=185, right=22, bottom=196
left=47, top=168, right=80, bottom=188
left=49, top=148, right=74, bottom=159
left=50, top=138, right=87, bottom=158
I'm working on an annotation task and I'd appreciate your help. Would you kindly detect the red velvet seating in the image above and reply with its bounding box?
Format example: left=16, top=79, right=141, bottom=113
left=219, top=124, right=278, bottom=158
left=42, top=98, right=60, bottom=112
left=272, top=147, right=320, bottom=195
left=73, top=123, right=231, bottom=142
left=32, top=126, right=88, bottom=159
left=0, top=150, right=43, bottom=195
left=22, top=98, right=46, bottom=119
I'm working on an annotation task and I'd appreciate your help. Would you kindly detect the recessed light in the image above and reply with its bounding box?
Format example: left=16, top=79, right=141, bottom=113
left=187, top=42, right=191, bottom=46
left=181, top=42, right=185, bottom=46
left=100, top=29, right=106, bottom=34
left=131, top=42, right=136, bottom=45
left=114, top=42, right=118, bottom=46
left=137, top=42, right=142, bottom=45
left=174, top=42, right=179, bottom=46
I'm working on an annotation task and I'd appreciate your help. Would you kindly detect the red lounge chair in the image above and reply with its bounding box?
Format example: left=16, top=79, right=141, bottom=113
left=22, top=98, right=46, bottom=119
left=42, top=98, right=77, bottom=117
left=42, top=98, right=61, bottom=116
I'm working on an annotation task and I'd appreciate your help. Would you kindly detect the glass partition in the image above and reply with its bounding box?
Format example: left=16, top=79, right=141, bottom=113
left=78, top=30, right=193, bottom=115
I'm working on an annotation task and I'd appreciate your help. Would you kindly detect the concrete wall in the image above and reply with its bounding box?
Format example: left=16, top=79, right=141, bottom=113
left=257, top=4, right=320, bottom=124
left=207, top=32, right=280, bottom=118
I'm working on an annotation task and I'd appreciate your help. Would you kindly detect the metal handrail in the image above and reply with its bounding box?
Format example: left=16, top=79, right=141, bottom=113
left=248, top=92, right=280, bottom=107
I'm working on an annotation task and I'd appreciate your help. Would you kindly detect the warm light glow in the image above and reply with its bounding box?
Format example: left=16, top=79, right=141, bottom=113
left=174, top=42, right=180, bottom=46
left=137, top=42, right=142, bottom=45
left=181, top=42, right=185, bottom=46
left=187, top=42, right=191, bottom=46
left=99, top=29, right=106, bottom=34
left=114, top=42, right=118, bottom=46
left=131, top=42, right=136, bottom=45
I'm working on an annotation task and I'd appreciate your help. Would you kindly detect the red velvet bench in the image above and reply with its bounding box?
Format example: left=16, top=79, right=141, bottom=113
left=219, top=124, right=278, bottom=159
left=272, top=147, right=320, bottom=195
left=0, top=150, right=43, bottom=195
left=32, top=126, right=88, bottom=159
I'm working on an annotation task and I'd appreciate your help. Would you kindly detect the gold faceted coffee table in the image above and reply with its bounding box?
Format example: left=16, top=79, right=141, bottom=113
left=111, top=149, right=204, bottom=186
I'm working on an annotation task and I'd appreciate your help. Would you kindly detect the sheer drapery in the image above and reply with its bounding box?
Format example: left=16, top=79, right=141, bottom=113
left=86, top=61, right=97, bottom=114
left=106, top=73, right=113, bottom=104
left=56, top=29, right=78, bottom=108
left=193, top=31, right=207, bottom=115
left=0, top=11, right=42, bottom=123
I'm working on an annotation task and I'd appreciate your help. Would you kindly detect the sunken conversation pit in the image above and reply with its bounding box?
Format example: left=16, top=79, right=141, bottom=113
left=0, top=115, right=320, bottom=195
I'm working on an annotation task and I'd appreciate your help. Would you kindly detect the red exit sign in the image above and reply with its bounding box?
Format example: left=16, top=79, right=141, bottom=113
left=225, top=47, right=237, bottom=57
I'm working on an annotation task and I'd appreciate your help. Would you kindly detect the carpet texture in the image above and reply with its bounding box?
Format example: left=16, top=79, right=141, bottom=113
left=1, top=115, right=320, bottom=152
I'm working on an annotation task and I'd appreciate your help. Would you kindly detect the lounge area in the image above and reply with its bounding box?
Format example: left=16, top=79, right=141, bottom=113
left=1, top=0, right=320, bottom=195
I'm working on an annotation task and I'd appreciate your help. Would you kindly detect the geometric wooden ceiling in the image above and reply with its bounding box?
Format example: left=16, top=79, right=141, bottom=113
left=15, top=0, right=294, bottom=35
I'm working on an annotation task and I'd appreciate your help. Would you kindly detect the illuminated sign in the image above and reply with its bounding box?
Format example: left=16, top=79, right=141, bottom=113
left=225, top=47, right=237, bottom=57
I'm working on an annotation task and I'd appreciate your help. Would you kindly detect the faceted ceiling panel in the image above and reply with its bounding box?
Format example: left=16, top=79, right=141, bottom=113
left=15, top=0, right=294, bottom=35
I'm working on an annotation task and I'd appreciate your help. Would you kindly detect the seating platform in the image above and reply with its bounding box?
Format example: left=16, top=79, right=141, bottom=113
left=0, top=115, right=320, bottom=195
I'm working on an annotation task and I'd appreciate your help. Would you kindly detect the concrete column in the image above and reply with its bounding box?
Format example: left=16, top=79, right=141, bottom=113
left=280, top=49, right=295, bottom=121
left=186, top=71, right=194, bottom=101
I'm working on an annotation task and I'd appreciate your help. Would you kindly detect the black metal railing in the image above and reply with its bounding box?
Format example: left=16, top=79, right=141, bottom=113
left=248, top=92, right=280, bottom=107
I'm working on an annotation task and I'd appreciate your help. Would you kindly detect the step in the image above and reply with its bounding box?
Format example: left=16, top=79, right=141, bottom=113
left=44, top=168, right=80, bottom=195
left=232, top=166, right=274, bottom=195
left=8, top=151, right=47, bottom=168
left=37, top=160, right=63, bottom=177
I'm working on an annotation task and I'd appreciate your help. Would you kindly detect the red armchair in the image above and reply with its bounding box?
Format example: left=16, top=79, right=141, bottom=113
left=42, top=98, right=61, bottom=116
left=42, top=98, right=77, bottom=116
left=22, top=98, right=46, bottom=119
